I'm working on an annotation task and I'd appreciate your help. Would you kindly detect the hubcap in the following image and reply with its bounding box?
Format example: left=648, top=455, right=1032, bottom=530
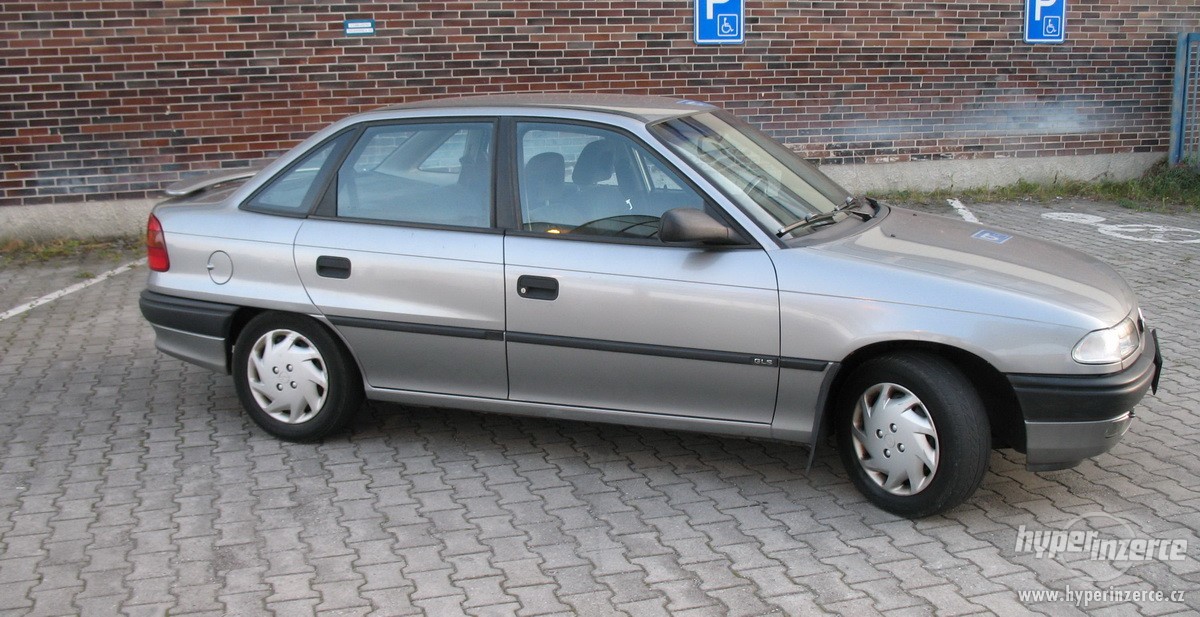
left=850, top=382, right=939, bottom=496
left=246, top=329, right=328, bottom=424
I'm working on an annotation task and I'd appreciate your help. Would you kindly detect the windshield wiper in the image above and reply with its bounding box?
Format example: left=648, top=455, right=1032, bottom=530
left=775, top=196, right=873, bottom=238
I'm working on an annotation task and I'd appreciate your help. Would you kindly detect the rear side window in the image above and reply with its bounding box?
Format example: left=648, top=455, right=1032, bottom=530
left=336, top=122, right=494, bottom=228
left=245, top=134, right=347, bottom=215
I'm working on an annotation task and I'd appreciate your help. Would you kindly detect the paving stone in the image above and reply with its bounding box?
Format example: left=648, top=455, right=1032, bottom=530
left=2, top=202, right=1199, bottom=615
left=0, top=581, right=34, bottom=611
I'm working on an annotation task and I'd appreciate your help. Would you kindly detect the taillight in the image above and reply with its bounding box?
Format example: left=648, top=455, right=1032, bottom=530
left=146, top=214, right=170, bottom=272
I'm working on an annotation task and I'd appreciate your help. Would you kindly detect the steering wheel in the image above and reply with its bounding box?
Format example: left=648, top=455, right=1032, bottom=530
left=524, top=221, right=566, bottom=233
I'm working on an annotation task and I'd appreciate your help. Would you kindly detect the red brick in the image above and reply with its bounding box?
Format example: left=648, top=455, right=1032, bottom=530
left=0, top=0, right=1194, bottom=205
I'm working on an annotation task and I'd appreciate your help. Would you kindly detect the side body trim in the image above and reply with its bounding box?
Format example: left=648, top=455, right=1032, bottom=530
left=322, top=318, right=832, bottom=371
left=326, top=315, right=504, bottom=341
left=507, top=331, right=826, bottom=369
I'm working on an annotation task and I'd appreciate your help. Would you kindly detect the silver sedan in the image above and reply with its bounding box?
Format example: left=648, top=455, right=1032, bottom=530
left=140, top=95, right=1161, bottom=517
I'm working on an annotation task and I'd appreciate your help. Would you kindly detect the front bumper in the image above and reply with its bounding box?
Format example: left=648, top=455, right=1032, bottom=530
left=1024, top=412, right=1133, bottom=471
left=1009, top=329, right=1161, bottom=471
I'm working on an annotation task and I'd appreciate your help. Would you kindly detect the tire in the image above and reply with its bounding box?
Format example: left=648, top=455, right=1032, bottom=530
left=835, top=352, right=990, bottom=518
left=232, top=312, right=363, bottom=442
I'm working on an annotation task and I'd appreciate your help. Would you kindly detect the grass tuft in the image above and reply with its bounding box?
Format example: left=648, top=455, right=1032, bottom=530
left=0, top=236, right=141, bottom=265
left=877, top=162, right=1200, bottom=211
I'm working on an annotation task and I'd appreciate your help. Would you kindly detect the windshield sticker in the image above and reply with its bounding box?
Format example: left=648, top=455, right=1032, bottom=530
left=972, top=229, right=1012, bottom=244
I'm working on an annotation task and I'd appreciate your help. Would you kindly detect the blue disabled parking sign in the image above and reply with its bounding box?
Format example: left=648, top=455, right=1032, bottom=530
left=1025, top=0, right=1066, bottom=44
left=695, top=0, right=744, bottom=45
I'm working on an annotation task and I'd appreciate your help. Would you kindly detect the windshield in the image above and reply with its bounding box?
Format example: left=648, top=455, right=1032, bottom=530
left=651, top=111, right=852, bottom=230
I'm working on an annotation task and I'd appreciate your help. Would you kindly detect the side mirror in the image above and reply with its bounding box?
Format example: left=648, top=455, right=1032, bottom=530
left=660, top=208, right=748, bottom=246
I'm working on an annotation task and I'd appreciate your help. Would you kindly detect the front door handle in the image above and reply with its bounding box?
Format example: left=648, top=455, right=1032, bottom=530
left=517, top=275, right=558, bottom=301
left=316, top=255, right=352, bottom=279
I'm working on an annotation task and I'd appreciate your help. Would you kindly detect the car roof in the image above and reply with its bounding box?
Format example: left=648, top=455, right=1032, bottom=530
left=380, top=93, right=718, bottom=123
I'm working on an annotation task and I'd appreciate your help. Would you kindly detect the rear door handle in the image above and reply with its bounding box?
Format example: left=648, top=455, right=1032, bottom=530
left=517, top=275, right=558, bottom=301
left=316, top=255, right=352, bottom=279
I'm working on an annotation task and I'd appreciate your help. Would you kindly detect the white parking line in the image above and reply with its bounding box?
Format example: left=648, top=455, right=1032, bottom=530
left=947, top=198, right=980, bottom=223
left=0, top=258, right=147, bottom=322
left=1042, top=212, right=1200, bottom=244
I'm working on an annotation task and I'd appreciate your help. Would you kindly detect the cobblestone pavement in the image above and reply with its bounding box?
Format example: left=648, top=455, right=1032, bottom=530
left=1, top=200, right=1197, bottom=616
left=0, top=247, right=141, bottom=315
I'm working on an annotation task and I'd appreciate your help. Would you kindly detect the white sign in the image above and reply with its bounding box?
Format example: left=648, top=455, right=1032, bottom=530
left=344, top=19, right=376, bottom=37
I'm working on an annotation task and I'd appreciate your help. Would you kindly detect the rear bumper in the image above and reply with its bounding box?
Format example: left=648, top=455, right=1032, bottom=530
left=139, top=290, right=238, bottom=373
left=1009, top=329, right=1161, bottom=471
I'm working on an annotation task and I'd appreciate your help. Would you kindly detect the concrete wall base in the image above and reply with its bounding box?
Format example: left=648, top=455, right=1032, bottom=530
left=823, top=151, right=1165, bottom=194
left=0, top=152, right=1167, bottom=241
left=1, top=199, right=157, bottom=243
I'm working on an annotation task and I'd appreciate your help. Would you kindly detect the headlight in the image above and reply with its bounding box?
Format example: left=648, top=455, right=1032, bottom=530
left=1072, top=317, right=1140, bottom=364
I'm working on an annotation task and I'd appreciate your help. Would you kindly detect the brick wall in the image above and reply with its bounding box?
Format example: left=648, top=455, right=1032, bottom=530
left=1, top=1, right=1197, bottom=207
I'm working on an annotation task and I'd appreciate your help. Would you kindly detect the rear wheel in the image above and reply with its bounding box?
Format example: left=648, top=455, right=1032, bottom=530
left=233, top=312, right=363, bottom=442
left=836, top=352, right=990, bottom=518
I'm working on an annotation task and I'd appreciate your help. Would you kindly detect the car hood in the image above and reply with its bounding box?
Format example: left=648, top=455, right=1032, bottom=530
left=774, top=207, right=1137, bottom=329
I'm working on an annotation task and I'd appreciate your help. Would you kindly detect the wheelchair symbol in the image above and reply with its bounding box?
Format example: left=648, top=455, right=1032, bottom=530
left=1043, top=16, right=1060, bottom=36
left=717, top=14, right=738, bottom=37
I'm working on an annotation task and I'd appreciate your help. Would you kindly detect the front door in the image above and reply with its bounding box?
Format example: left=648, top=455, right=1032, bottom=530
left=504, top=121, right=780, bottom=423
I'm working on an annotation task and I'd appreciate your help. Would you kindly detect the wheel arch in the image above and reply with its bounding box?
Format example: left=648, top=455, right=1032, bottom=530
left=821, top=340, right=1026, bottom=451
left=223, top=308, right=365, bottom=385
left=223, top=306, right=266, bottom=374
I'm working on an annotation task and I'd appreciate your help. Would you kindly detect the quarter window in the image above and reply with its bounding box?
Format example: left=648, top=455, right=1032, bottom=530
left=246, top=134, right=347, bottom=215
left=336, top=122, right=494, bottom=227
left=517, top=122, right=705, bottom=239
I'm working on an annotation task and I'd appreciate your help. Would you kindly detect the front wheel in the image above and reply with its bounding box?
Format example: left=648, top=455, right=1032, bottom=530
left=232, top=312, right=363, bottom=442
left=836, top=353, right=990, bottom=518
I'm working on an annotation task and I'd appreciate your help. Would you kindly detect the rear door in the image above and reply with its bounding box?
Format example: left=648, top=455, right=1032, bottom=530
left=504, top=120, right=781, bottom=423
left=295, top=119, right=508, bottom=398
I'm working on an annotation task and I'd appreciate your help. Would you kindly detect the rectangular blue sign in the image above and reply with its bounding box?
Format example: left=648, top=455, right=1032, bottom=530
left=1025, top=0, right=1066, bottom=44
left=344, top=19, right=375, bottom=37
left=972, top=230, right=1013, bottom=244
left=695, top=0, right=744, bottom=45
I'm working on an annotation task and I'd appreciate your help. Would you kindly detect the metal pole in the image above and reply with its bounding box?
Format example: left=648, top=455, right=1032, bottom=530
left=1170, top=33, right=1188, bottom=165
left=1190, top=34, right=1200, bottom=166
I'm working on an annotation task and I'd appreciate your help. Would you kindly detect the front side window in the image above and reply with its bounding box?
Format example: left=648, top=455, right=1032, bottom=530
left=517, top=122, right=706, bottom=239
left=336, top=122, right=494, bottom=227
